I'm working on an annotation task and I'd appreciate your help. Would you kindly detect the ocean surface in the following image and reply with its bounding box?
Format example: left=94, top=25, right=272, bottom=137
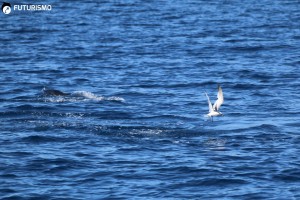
left=1, top=0, right=300, bottom=199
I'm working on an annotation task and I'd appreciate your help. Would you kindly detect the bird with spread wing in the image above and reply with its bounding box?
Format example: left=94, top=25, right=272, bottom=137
left=205, top=85, right=224, bottom=121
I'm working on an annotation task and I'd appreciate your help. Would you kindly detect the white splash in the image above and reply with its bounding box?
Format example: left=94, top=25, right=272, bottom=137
left=72, top=91, right=105, bottom=101
left=106, top=96, right=125, bottom=102
left=72, top=91, right=125, bottom=102
left=40, top=90, right=125, bottom=103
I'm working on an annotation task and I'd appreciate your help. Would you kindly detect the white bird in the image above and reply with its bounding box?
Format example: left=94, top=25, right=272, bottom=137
left=205, top=85, right=224, bottom=121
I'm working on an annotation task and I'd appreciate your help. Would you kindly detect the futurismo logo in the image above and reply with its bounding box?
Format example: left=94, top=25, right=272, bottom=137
left=1, top=2, right=52, bottom=14
left=2, top=2, right=11, bottom=14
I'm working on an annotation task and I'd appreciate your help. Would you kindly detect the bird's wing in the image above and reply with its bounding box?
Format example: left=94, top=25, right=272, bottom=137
left=205, top=92, right=213, bottom=113
left=213, top=85, right=224, bottom=111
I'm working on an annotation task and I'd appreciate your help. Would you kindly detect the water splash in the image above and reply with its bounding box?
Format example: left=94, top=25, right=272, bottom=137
left=40, top=90, right=125, bottom=103
left=72, top=91, right=125, bottom=102
left=72, top=91, right=105, bottom=101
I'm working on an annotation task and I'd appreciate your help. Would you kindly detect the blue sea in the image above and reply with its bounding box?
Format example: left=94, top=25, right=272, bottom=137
left=1, top=0, right=300, bottom=199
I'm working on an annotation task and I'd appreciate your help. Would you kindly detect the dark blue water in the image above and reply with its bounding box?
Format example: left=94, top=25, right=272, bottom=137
left=1, top=0, right=300, bottom=199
